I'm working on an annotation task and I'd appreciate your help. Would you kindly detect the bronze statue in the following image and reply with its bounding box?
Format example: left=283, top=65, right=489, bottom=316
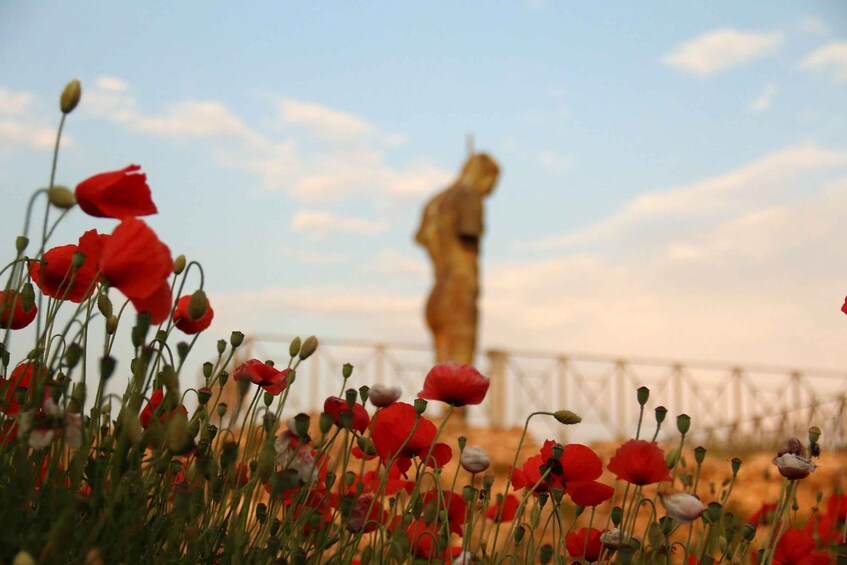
left=415, top=153, right=500, bottom=365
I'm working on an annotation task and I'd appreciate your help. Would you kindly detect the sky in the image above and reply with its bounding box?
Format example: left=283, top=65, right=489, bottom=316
left=2, top=1, right=847, bottom=377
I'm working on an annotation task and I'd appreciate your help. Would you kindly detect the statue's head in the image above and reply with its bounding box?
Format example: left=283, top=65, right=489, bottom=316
left=460, top=153, right=500, bottom=196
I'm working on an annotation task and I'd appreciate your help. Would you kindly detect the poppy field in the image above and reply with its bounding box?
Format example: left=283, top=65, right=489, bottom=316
left=1, top=80, right=845, bottom=564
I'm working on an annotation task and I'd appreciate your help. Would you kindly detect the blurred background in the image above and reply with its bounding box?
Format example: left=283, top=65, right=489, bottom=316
left=1, top=3, right=847, bottom=442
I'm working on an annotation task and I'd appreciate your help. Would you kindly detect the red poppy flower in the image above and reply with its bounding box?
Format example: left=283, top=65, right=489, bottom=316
left=140, top=388, right=188, bottom=428
left=172, top=294, right=214, bottom=334
left=0, top=290, right=37, bottom=329
left=565, top=527, right=603, bottom=562
left=511, top=440, right=613, bottom=506
left=30, top=229, right=107, bottom=303
left=0, top=362, right=46, bottom=416
left=487, top=493, right=520, bottom=522
left=773, top=528, right=830, bottom=565
left=826, top=493, right=847, bottom=522
left=75, top=164, right=157, bottom=219
left=323, top=396, right=370, bottom=434
left=345, top=493, right=387, bottom=533
left=99, top=218, right=173, bottom=323
left=233, top=359, right=290, bottom=396
left=607, top=439, right=672, bottom=486
left=369, top=402, right=452, bottom=472
left=423, top=489, right=468, bottom=535
left=842, top=296, right=847, bottom=315
left=405, top=518, right=440, bottom=560
left=418, top=362, right=489, bottom=406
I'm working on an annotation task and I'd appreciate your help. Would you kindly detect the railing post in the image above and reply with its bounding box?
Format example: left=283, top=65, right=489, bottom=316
left=375, top=344, right=386, bottom=386
left=487, top=350, right=507, bottom=430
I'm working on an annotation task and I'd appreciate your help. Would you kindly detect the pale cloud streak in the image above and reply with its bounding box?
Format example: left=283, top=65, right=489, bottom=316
left=798, top=40, right=847, bottom=83
left=0, top=86, right=71, bottom=152
left=0, top=87, right=32, bottom=115
left=290, top=210, right=388, bottom=241
left=523, top=144, right=847, bottom=251
left=749, top=84, right=777, bottom=113
left=663, top=29, right=783, bottom=76
left=82, top=77, right=451, bottom=204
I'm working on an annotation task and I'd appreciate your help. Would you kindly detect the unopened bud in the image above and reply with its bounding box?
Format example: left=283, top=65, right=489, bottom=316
left=358, top=385, right=370, bottom=404
left=665, top=446, right=681, bottom=469
left=100, top=355, right=116, bottom=381
left=655, top=406, right=668, bottom=424
left=299, top=335, right=318, bottom=360
left=637, top=386, right=650, bottom=406
left=15, top=236, right=29, bottom=253
left=64, top=343, right=83, bottom=369
left=105, top=315, right=118, bottom=335
left=216, top=339, right=226, bottom=355
left=319, top=412, right=334, bottom=434
left=345, top=388, right=357, bottom=408
left=230, top=331, right=244, bottom=348
left=12, top=551, right=36, bottom=565
left=342, top=363, right=353, bottom=378
left=539, top=544, right=554, bottom=565
left=676, top=414, right=691, bottom=435
left=731, top=457, right=742, bottom=476
left=68, top=382, right=85, bottom=413
left=96, top=293, right=113, bottom=318
left=694, top=446, right=707, bottom=465
left=187, top=289, right=208, bottom=321
left=553, top=409, right=582, bottom=425
left=173, top=255, right=186, bottom=275
left=289, top=336, right=301, bottom=358
left=356, top=436, right=377, bottom=457
left=60, top=79, right=82, bottom=114
left=72, top=251, right=87, bottom=269
left=611, top=506, right=623, bottom=526
left=808, top=426, right=821, bottom=445
left=47, top=185, right=76, bottom=209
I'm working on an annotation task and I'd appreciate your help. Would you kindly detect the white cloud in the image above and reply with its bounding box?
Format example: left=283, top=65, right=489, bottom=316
left=290, top=210, right=388, bottom=240
left=749, top=83, right=777, bottom=113
left=95, top=76, right=129, bottom=92
left=0, top=120, right=64, bottom=151
left=798, top=41, right=847, bottom=82
left=279, top=98, right=375, bottom=142
left=278, top=245, right=350, bottom=266
left=83, top=76, right=451, bottom=204
left=524, top=144, right=847, bottom=251
left=0, top=87, right=32, bottom=115
left=663, top=29, right=783, bottom=76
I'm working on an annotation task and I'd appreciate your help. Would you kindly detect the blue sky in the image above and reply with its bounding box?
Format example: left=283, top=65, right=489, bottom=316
left=2, top=1, right=847, bottom=370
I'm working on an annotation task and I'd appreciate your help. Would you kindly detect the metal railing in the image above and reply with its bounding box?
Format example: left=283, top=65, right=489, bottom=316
left=234, top=335, right=847, bottom=448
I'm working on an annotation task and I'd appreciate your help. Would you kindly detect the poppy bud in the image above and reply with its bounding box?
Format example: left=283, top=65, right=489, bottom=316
left=368, top=383, right=401, bottom=407
left=200, top=362, right=213, bottom=380
left=216, top=402, right=228, bottom=419
left=338, top=409, right=354, bottom=430
left=299, top=335, right=318, bottom=360
left=676, top=414, right=691, bottom=435
left=694, top=446, right=707, bottom=465
left=742, top=523, right=756, bottom=541
left=457, top=435, right=467, bottom=451
left=68, top=382, right=85, bottom=413
left=47, top=185, right=76, bottom=209
left=174, top=341, right=189, bottom=362
left=60, top=79, right=82, bottom=114
left=655, top=406, right=668, bottom=424
left=414, top=398, right=428, bottom=415
left=514, top=525, right=526, bottom=544
left=460, top=445, right=491, bottom=474
left=808, top=426, right=821, bottom=445
left=230, top=331, right=244, bottom=348
left=611, top=506, right=623, bottom=526
left=256, top=503, right=268, bottom=523
left=95, top=293, right=113, bottom=318
left=358, top=385, right=370, bottom=404
left=202, top=424, right=217, bottom=442
left=159, top=365, right=178, bottom=392
left=289, top=336, right=301, bottom=358
left=319, top=412, right=334, bottom=434
left=553, top=409, right=582, bottom=425
left=256, top=440, right=276, bottom=482
left=345, top=388, right=357, bottom=408
left=105, top=315, right=118, bottom=335
left=637, top=386, right=650, bottom=406
left=703, top=502, right=723, bottom=524
left=100, top=355, right=116, bottom=381
left=119, top=409, right=142, bottom=444
left=198, top=387, right=212, bottom=405
left=659, top=490, right=706, bottom=522
left=356, top=436, right=377, bottom=457
left=294, top=413, right=310, bottom=438
left=539, top=544, right=554, bottom=564
left=187, top=289, right=208, bottom=321
left=132, top=313, right=151, bottom=347
left=70, top=250, right=86, bottom=270
left=220, top=441, right=238, bottom=469
left=324, top=471, right=336, bottom=489
left=342, top=362, right=353, bottom=378
left=173, top=254, right=186, bottom=275
left=263, top=391, right=273, bottom=407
